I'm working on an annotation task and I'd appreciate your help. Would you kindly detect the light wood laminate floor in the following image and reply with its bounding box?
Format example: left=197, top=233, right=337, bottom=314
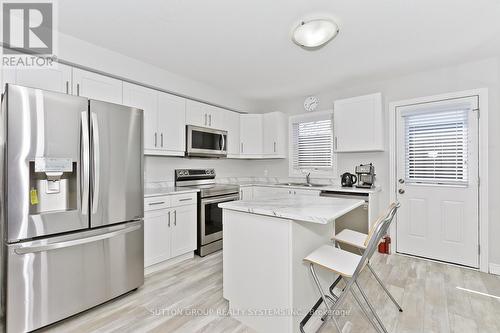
left=40, top=251, right=500, bottom=333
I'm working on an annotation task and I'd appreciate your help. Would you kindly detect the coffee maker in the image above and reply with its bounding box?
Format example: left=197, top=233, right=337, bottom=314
left=355, top=163, right=375, bottom=188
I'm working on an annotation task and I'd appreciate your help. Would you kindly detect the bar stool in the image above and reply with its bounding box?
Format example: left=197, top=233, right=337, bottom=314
left=303, top=203, right=400, bottom=333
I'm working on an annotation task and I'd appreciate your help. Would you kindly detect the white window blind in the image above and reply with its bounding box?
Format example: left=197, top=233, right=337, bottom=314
left=404, top=109, right=469, bottom=185
left=291, top=113, right=334, bottom=173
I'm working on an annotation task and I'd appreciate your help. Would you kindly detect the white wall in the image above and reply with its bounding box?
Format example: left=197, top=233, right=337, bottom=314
left=256, top=57, right=500, bottom=267
left=57, top=33, right=256, bottom=112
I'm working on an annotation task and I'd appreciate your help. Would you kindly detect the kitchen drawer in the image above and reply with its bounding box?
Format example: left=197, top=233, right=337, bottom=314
left=170, top=193, right=197, bottom=207
left=144, top=196, right=171, bottom=211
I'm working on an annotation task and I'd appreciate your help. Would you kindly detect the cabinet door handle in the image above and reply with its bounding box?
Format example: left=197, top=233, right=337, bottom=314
left=209, top=114, right=212, bottom=126
left=76, top=83, right=80, bottom=96
left=148, top=201, right=165, bottom=206
left=66, top=81, right=69, bottom=94
left=241, top=142, right=243, bottom=153
left=204, top=113, right=208, bottom=126
left=274, top=142, right=276, bottom=153
left=154, top=133, right=158, bottom=147
left=168, top=211, right=171, bottom=227
left=161, top=133, right=164, bottom=147
left=179, top=198, right=192, bottom=202
left=334, top=136, right=338, bottom=150
left=173, top=210, right=177, bottom=226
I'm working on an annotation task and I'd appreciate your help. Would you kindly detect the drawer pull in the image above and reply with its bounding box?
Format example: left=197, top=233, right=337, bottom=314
left=179, top=198, right=193, bottom=202
left=148, top=201, right=165, bottom=206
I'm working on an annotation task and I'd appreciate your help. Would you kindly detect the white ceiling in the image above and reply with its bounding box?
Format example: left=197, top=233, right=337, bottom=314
left=59, top=0, right=500, bottom=101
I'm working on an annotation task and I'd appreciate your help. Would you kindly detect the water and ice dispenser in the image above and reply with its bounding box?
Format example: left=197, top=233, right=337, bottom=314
left=29, top=157, right=77, bottom=214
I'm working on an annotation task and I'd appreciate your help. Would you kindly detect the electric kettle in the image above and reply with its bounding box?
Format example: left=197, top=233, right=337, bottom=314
left=341, top=172, right=357, bottom=187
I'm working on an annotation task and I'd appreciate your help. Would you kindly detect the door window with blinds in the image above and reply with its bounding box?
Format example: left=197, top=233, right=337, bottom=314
left=289, top=111, right=335, bottom=176
left=403, top=106, right=471, bottom=185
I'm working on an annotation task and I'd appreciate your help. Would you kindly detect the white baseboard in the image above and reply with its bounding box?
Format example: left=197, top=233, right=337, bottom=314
left=144, top=252, right=194, bottom=276
left=489, top=263, right=500, bottom=276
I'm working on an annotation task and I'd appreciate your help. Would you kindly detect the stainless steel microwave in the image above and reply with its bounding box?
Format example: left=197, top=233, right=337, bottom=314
left=186, top=125, right=227, bottom=158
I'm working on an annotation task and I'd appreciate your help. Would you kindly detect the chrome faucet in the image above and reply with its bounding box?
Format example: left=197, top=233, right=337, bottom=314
left=306, top=172, right=311, bottom=185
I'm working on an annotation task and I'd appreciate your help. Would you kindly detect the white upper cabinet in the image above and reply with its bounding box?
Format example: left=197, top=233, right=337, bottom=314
left=123, top=83, right=158, bottom=151
left=224, top=111, right=240, bottom=157
left=240, top=114, right=263, bottom=157
left=72, top=68, right=123, bottom=104
left=186, top=100, right=221, bottom=128
left=157, top=92, right=186, bottom=154
left=2, top=64, right=72, bottom=94
left=263, top=112, right=287, bottom=157
left=123, top=82, right=186, bottom=156
left=333, top=93, right=384, bottom=152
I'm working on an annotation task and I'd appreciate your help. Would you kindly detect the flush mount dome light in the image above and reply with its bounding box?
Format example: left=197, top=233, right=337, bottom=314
left=292, top=19, right=339, bottom=49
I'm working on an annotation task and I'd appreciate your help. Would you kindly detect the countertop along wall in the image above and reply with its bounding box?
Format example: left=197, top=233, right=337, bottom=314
left=254, top=57, right=500, bottom=270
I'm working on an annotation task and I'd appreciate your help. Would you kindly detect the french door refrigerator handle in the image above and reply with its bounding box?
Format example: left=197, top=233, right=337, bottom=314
left=91, top=112, right=100, bottom=214
left=81, top=112, right=90, bottom=215
left=14, top=223, right=142, bottom=255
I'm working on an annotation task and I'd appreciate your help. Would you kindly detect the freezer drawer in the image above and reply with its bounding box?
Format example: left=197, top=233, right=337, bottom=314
left=5, top=221, right=144, bottom=333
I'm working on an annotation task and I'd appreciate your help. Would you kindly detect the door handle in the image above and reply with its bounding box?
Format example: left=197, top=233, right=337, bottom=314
left=204, top=113, right=208, bottom=126
left=173, top=210, right=177, bottom=226
left=81, top=112, right=90, bottom=215
left=154, top=133, right=157, bottom=147
left=76, top=83, right=80, bottom=96
left=66, top=81, right=69, bottom=94
left=91, top=112, right=100, bottom=214
left=398, top=189, right=405, bottom=194
left=209, top=114, right=212, bottom=126
left=14, top=222, right=142, bottom=254
left=161, top=133, right=164, bottom=148
left=241, top=142, right=243, bottom=153
left=168, top=211, right=171, bottom=227
left=274, top=142, right=276, bottom=153
left=334, top=136, right=338, bottom=150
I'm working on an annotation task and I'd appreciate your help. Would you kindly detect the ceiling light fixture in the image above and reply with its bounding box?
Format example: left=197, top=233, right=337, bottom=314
left=292, top=19, right=339, bottom=49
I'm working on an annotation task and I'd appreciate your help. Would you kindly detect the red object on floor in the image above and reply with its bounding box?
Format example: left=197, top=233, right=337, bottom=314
left=378, top=235, right=391, bottom=254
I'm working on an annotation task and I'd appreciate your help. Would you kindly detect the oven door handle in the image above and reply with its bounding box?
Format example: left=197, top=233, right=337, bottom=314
left=201, top=194, right=240, bottom=205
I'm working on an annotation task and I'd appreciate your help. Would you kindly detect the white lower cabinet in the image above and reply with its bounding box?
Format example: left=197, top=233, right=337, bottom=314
left=144, top=193, right=197, bottom=268
left=144, top=209, right=172, bottom=266
left=252, top=186, right=320, bottom=199
left=170, top=204, right=197, bottom=257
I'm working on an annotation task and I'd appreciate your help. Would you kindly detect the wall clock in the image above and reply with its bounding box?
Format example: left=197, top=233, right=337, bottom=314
left=304, top=96, right=319, bottom=112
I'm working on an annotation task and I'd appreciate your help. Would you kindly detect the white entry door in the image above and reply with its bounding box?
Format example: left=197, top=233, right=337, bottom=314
left=396, top=95, right=479, bottom=268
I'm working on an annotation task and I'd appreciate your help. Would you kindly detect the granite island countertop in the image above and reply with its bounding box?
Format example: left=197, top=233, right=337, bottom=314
left=219, top=196, right=364, bottom=224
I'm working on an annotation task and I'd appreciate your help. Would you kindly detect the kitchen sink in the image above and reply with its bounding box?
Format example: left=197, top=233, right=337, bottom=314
left=275, top=182, right=328, bottom=188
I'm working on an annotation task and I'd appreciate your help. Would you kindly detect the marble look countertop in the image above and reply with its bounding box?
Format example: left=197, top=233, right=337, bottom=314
left=225, top=182, right=381, bottom=194
left=144, top=187, right=199, bottom=198
left=219, top=196, right=365, bottom=224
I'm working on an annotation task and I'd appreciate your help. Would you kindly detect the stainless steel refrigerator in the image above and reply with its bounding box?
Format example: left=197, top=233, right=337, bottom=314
left=0, top=84, right=145, bottom=333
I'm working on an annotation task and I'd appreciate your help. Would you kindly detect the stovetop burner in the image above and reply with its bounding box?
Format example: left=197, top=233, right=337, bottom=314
left=175, top=169, right=239, bottom=198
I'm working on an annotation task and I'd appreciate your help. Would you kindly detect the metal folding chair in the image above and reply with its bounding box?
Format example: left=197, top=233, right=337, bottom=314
left=303, top=202, right=400, bottom=333
left=332, top=211, right=403, bottom=313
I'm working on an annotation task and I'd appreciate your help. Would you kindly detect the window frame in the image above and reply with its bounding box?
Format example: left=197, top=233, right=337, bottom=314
left=288, top=110, right=337, bottom=178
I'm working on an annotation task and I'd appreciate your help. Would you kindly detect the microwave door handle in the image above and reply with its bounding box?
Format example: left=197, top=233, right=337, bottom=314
left=220, top=134, right=225, bottom=151
left=91, top=112, right=100, bottom=214
left=81, top=112, right=90, bottom=215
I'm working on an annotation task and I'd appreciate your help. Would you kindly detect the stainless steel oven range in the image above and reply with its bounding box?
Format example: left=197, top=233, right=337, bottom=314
left=175, top=169, right=239, bottom=256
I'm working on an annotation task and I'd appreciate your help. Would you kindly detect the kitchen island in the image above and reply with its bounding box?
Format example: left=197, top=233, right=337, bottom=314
left=220, top=196, right=364, bottom=333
